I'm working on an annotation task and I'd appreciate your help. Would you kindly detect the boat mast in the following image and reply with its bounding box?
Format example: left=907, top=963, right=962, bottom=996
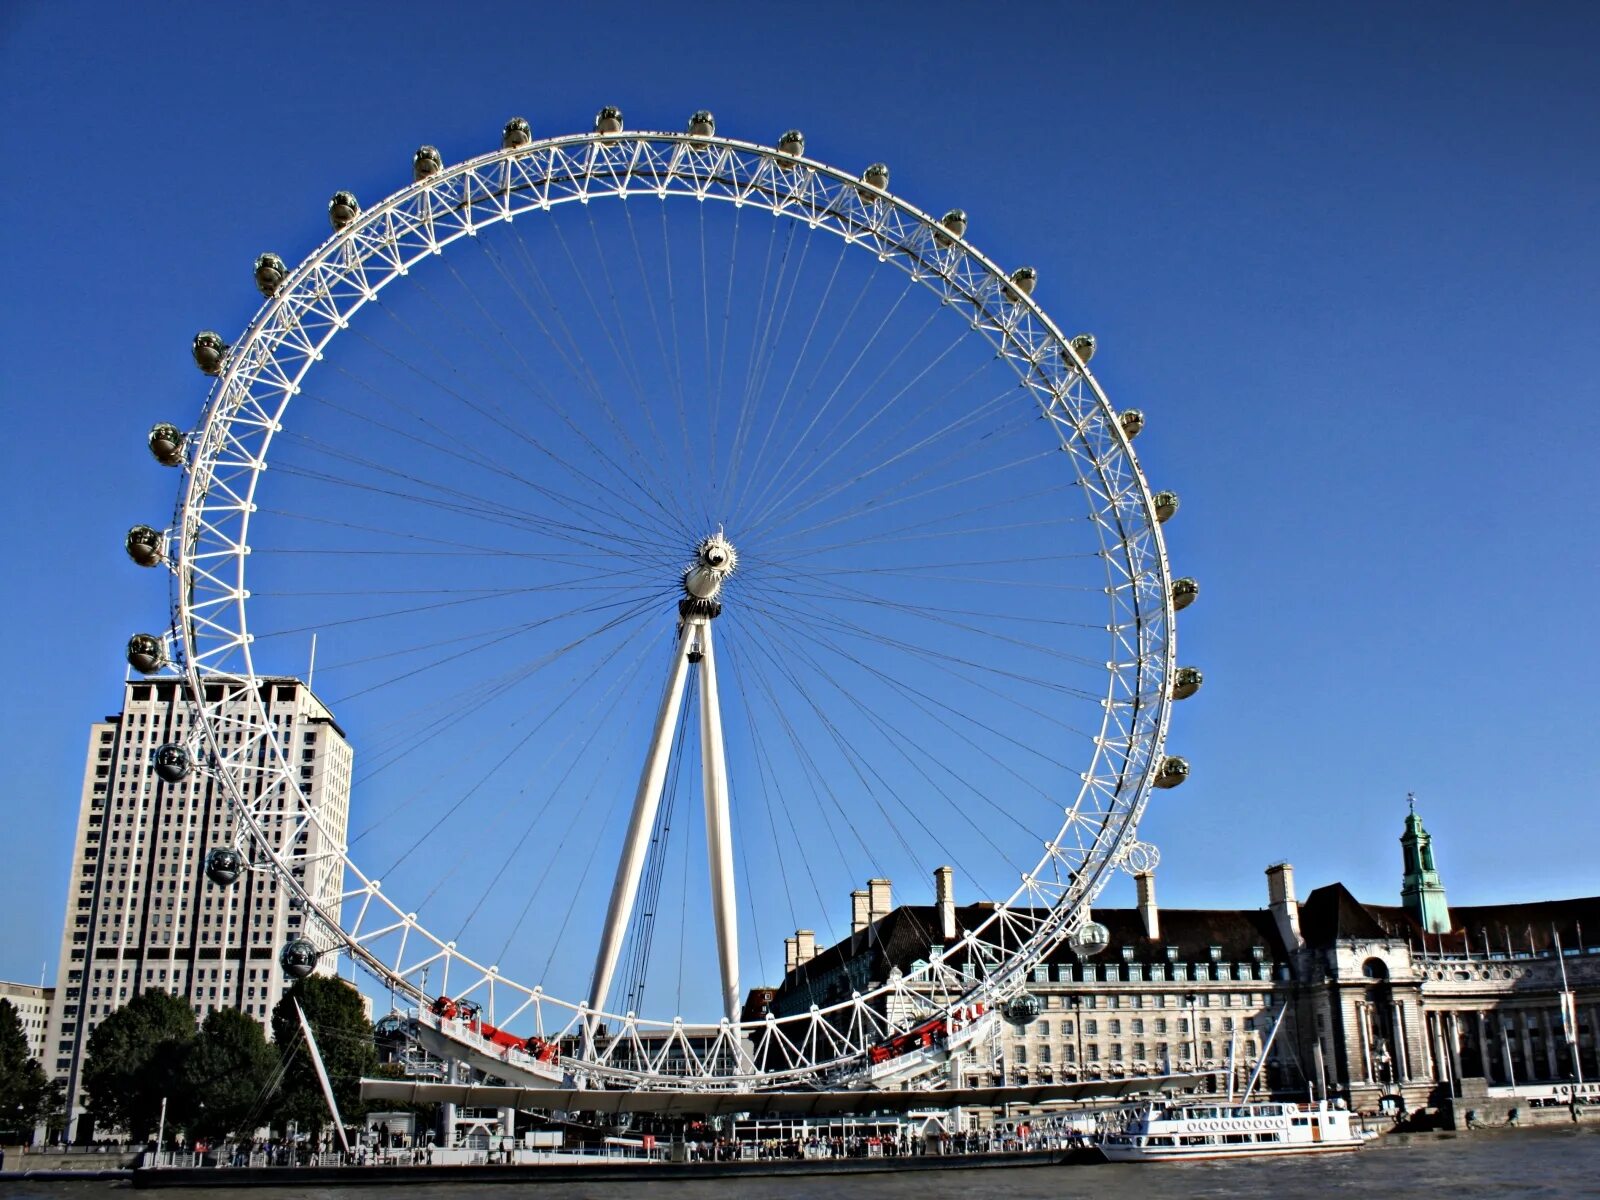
left=1240, top=1002, right=1290, bottom=1105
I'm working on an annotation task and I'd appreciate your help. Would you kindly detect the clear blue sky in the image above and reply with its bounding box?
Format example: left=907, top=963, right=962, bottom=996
left=2, top=1, right=1596, bottom=1000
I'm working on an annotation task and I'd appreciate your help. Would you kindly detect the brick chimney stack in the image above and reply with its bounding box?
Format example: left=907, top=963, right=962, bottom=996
left=851, top=889, right=870, bottom=934
left=1135, top=870, right=1160, bottom=941
left=867, top=878, right=892, bottom=925
left=934, top=865, right=957, bottom=942
left=1266, top=862, right=1304, bottom=952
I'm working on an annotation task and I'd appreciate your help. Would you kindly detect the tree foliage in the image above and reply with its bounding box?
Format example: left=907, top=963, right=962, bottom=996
left=174, top=1007, right=278, bottom=1142
left=80, top=990, right=196, bottom=1140
left=0, top=999, right=52, bottom=1139
left=269, top=976, right=376, bottom=1135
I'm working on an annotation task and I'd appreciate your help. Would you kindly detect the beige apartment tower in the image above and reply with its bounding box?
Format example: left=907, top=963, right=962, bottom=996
left=43, top=677, right=352, bottom=1139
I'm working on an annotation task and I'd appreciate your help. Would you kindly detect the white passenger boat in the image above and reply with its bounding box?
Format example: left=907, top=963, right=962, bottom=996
left=1097, top=1099, right=1368, bottom=1162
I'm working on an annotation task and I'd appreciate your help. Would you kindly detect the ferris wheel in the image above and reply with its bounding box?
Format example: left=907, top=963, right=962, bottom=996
left=125, top=109, right=1200, bottom=1091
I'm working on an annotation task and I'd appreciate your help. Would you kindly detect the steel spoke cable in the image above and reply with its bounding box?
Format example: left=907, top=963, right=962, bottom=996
left=725, top=625, right=881, bottom=891
left=740, top=583, right=1109, bottom=708
left=740, top=215, right=820, bottom=433
left=735, top=610, right=976, bottom=880
left=735, top=274, right=926, bottom=529
left=726, top=620, right=902, bottom=883
left=341, top=587, right=670, bottom=771
left=717, top=635, right=831, bottom=952
left=451, top=623, right=661, bottom=943
left=264, top=455, right=678, bottom=559
left=343, top=292, right=688, bottom=544
left=743, top=600, right=1078, bottom=802
left=435, top=225, right=690, bottom=531
left=582, top=204, right=683, bottom=515
left=709, top=199, right=746, bottom=492
left=741, top=610, right=1024, bottom=868
left=295, top=368, right=678, bottom=551
left=542, top=213, right=693, bottom=522
left=722, top=229, right=845, bottom=509
left=348, top=590, right=669, bottom=822
left=747, top=375, right=1028, bottom=547
left=481, top=226, right=698, bottom=542
left=730, top=614, right=941, bottom=959
left=756, top=445, right=1061, bottom=556
left=742, top=483, right=1084, bottom=590
left=726, top=247, right=883, bottom=521
left=619, top=197, right=689, bottom=473
left=738, top=302, right=963, bottom=535
left=381, top=604, right=662, bottom=883
left=655, top=200, right=697, bottom=524
left=338, top=588, right=668, bottom=773
left=492, top=214, right=694, bottom=540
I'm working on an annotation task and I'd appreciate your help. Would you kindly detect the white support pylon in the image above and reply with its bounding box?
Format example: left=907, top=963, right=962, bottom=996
left=587, top=620, right=696, bottom=1019
left=586, top=531, right=744, bottom=1034
left=696, top=618, right=741, bottom=1021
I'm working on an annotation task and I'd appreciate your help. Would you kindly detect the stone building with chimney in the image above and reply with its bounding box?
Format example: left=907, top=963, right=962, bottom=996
left=751, top=802, right=1598, bottom=1120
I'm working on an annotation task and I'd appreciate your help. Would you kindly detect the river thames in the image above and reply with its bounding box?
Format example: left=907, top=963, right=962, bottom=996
left=3, top=1128, right=1597, bottom=1199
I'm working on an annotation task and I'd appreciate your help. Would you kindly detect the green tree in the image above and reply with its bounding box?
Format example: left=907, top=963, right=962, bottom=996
left=0, top=999, right=51, bottom=1141
left=175, top=1008, right=277, bottom=1143
left=269, top=976, right=376, bottom=1138
left=80, top=990, right=196, bottom=1141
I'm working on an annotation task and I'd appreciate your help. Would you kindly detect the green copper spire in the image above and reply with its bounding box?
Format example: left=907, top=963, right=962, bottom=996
left=1400, top=793, right=1451, bottom=934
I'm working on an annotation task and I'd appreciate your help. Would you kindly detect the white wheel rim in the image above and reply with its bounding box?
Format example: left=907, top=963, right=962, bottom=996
left=165, top=129, right=1179, bottom=1089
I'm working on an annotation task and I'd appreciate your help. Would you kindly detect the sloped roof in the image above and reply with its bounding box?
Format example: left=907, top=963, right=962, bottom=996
left=1300, top=882, right=1394, bottom=944
left=771, top=902, right=1287, bottom=1010
left=1368, top=896, right=1600, bottom=954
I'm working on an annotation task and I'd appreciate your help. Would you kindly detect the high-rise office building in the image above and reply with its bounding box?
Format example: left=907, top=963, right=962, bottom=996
left=42, top=677, right=352, bottom=1138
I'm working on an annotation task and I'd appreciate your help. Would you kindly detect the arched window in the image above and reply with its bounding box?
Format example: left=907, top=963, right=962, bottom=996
left=1361, top=957, right=1389, bottom=981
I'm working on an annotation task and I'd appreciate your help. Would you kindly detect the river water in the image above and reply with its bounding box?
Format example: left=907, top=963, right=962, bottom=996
left=3, top=1127, right=1597, bottom=1199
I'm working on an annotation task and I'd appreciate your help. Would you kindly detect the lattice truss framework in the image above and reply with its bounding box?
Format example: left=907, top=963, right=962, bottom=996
left=158, top=129, right=1178, bottom=1089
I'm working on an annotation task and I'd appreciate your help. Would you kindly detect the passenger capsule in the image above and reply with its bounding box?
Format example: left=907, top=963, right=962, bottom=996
left=857, top=163, right=890, bottom=200
left=413, top=145, right=443, bottom=181
left=1003, top=992, right=1043, bottom=1026
left=191, top=331, right=228, bottom=376
left=1171, top=666, right=1203, bottom=700
left=1118, top=409, right=1145, bottom=440
left=253, top=253, right=287, bottom=297
left=206, top=851, right=246, bottom=889
left=125, top=525, right=164, bottom=568
left=1171, top=577, right=1199, bottom=611
left=1069, top=920, right=1111, bottom=958
left=777, top=129, right=805, bottom=157
left=126, top=633, right=164, bottom=675
left=1006, top=266, right=1037, bottom=300
left=153, top=743, right=192, bottom=784
left=1153, top=490, right=1179, bottom=523
left=1061, top=333, right=1097, bottom=369
left=279, top=938, right=319, bottom=980
left=1153, top=755, right=1190, bottom=789
left=687, top=109, right=716, bottom=138
left=935, top=208, right=967, bottom=246
left=595, top=106, right=624, bottom=134
left=148, top=423, right=186, bottom=467
left=328, top=190, right=360, bottom=230
left=502, top=116, right=532, bottom=149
